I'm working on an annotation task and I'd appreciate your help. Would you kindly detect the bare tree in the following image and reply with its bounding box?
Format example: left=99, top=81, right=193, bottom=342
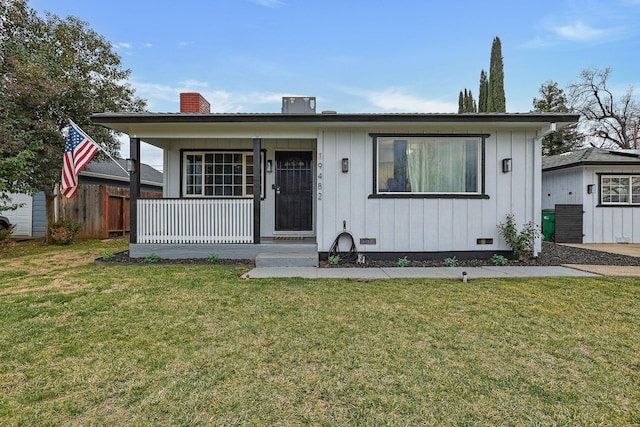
left=568, top=67, right=640, bottom=149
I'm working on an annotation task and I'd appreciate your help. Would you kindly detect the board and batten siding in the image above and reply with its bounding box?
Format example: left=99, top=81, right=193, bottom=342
left=542, top=164, right=640, bottom=243
left=583, top=165, right=640, bottom=243
left=317, top=128, right=541, bottom=254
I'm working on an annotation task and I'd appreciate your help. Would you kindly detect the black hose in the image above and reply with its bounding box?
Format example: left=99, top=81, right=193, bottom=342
left=328, top=231, right=358, bottom=264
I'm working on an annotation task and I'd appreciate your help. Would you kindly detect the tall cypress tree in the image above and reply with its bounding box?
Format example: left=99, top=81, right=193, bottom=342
left=478, top=70, right=489, bottom=112
left=458, top=91, right=464, bottom=113
left=487, top=37, right=506, bottom=112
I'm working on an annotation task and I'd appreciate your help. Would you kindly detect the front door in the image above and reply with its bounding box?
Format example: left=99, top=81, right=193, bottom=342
left=275, top=151, right=313, bottom=231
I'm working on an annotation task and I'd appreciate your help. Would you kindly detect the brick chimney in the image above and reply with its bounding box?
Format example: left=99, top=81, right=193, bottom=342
left=180, top=92, right=211, bottom=113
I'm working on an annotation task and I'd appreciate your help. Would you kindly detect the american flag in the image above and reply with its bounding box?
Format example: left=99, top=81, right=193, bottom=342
left=60, top=122, right=100, bottom=198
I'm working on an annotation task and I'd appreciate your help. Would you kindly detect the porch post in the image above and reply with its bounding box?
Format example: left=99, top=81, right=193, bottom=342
left=129, top=136, right=141, bottom=244
left=253, top=137, right=261, bottom=244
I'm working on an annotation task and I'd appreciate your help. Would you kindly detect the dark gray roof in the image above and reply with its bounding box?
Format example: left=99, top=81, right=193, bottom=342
left=92, top=111, right=580, bottom=125
left=81, top=158, right=163, bottom=185
left=542, top=147, right=640, bottom=171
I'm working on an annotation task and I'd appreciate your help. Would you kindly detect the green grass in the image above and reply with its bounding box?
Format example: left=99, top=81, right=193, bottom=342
left=1, top=240, right=639, bottom=425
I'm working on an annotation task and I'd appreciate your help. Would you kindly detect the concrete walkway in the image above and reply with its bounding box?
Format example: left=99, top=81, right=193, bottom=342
left=241, top=265, right=601, bottom=280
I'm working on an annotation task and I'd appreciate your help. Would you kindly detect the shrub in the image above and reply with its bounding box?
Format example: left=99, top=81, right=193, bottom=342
left=497, top=214, right=540, bottom=261
left=0, top=225, right=15, bottom=241
left=328, top=255, right=340, bottom=266
left=49, top=219, right=82, bottom=245
left=102, top=252, right=115, bottom=262
left=491, top=254, right=508, bottom=266
left=207, top=253, right=219, bottom=263
left=145, top=253, right=161, bottom=263
left=397, top=256, right=410, bottom=267
left=444, top=257, right=458, bottom=267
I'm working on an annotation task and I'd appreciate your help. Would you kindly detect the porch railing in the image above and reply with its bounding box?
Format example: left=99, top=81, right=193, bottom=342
left=137, top=199, right=254, bottom=244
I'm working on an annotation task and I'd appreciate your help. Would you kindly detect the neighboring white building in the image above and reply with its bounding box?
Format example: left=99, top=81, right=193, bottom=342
left=542, top=147, right=640, bottom=244
left=92, top=95, right=579, bottom=264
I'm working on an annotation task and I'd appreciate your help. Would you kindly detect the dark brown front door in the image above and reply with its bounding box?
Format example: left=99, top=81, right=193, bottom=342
left=275, top=151, right=313, bottom=231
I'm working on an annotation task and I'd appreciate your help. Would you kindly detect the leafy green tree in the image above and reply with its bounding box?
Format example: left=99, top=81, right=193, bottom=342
left=533, top=80, right=583, bottom=155
left=568, top=67, right=640, bottom=149
left=0, top=0, right=145, bottom=236
left=487, top=36, right=506, bottom=112
left=478, top=70, right=488, bottom=113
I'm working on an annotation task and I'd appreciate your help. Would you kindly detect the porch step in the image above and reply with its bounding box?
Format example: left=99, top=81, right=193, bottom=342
left=255, top=252, right=319, bottom=267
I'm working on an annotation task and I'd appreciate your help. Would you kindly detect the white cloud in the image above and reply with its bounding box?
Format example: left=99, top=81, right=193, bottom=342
left=178, top=79, right=209, bottom=88
left=250, top=0, right=284, bottom=7
left=130, top=79, right=290, bottom=113
left=114, top=42, right=132, bottom=49
left=143, top=43, right=153, bottom=48
left=339, top=87, right=457, bottom=113
left=552, top=21, right=611, bottom=41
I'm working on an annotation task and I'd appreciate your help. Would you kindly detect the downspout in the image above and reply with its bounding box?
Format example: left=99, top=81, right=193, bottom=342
left=532, top=122, right=556, bottom=256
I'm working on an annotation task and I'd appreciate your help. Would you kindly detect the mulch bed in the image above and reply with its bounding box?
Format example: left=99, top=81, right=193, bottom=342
left=97, top=242, right=640, bottom=268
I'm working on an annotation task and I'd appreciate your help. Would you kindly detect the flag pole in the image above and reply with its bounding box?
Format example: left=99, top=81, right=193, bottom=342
left=69, top=119, right=130, bottom=176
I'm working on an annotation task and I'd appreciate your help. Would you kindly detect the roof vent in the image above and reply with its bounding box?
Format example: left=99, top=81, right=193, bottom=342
left=281, top=97, right=316, bottom=114
left=321, top=110, right=337, bottom=115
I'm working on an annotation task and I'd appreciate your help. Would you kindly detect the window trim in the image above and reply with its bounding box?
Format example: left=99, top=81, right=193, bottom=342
left=180, top=149, right=266, bottom=199
left=597, top=173, right=640, bottom=207
left=369, top=133, right=489, bottom=199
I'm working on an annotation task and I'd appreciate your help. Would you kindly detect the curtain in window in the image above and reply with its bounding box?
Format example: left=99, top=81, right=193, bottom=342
left=406, top=140, right=469, bottom=192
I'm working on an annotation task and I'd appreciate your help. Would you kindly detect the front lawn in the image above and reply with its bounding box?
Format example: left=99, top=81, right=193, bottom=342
left=0, top=239, right=638, bottom=425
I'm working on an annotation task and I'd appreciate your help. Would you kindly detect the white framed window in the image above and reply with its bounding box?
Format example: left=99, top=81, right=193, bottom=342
left=600, top=175, right=640, bottom=205
left=372, top=134, right=486, bottom=197
left=182, top=151, right=264, bottom=197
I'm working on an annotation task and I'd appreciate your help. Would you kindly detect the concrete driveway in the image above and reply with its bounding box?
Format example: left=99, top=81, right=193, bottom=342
left=560, top=243, right=640, bottom=276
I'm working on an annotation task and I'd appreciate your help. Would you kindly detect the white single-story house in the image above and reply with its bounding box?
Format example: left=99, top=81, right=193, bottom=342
left=91, top=95, right=579, bottom=265
left=542, top=147, right=640, bottom=244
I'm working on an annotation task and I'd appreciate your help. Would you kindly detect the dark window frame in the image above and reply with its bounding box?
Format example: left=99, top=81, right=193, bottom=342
left=369, top=133, right=489, bottom=199
left=180, top=149, right=266, bottom=199
left=597, top=172, right=640, bottom=207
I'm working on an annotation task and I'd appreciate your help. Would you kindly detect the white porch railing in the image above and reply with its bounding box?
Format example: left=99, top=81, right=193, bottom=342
left=137, top=199, right=254, bottom=244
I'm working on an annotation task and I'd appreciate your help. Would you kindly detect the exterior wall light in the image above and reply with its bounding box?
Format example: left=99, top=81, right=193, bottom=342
left=266, top=160, right=272, bottom=173
left=126, top=158, right=136, bottom=173
left=587, top=184, right=595, bottom=194
left=502, top=158, right=512, bottom=173
left=341, top=158, right=349, bottom=173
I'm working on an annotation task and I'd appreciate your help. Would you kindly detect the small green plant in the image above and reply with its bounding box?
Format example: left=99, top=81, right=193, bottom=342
left=497, top=214, right=541, bottom=261
left=207, top=253, right=219, bottom=263
left=491, top=254, right=508, bottom=266
left=49, top=218, right=82, bottom=245
left=397, top=256, right=410, bottom=267
left=0, top=225, right=15, bottom=241
left=444, top=256, right=458, bottom=267
left=328, top=255, right=340, bottom=265
left=102, top=252, right=115, bottom=262
left=145, top=253, right=161, bottom=263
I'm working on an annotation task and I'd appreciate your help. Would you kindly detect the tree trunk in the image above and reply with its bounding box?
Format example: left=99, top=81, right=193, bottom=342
left=45, top=191, right=56, bottom=243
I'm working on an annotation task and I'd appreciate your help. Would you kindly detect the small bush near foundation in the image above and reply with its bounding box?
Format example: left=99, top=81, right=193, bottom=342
left=444, top=257, right=458, bottom=267
left=497, top=214, right=540, bottom=262
left=145, top=253, right=161, bottom=263
left=397, top=256, right=410, bottom=267
left=49, top=219, right=82, bottom=245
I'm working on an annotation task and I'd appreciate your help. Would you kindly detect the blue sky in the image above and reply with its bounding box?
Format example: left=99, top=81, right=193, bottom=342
left=28, top=0, right=640, bottom=168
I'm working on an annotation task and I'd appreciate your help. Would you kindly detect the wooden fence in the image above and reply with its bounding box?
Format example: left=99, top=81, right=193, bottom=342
left=59, top=185, right=162, bottom=239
